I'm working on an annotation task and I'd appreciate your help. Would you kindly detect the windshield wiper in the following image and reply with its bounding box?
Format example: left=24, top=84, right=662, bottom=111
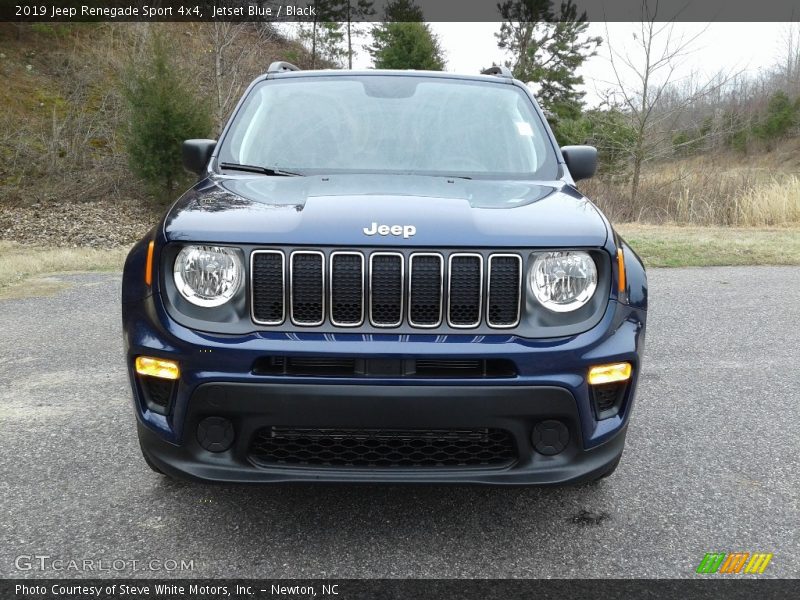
left=219, top=162, right=303, bottom=177
left=413, top=173, right=472, bottom=180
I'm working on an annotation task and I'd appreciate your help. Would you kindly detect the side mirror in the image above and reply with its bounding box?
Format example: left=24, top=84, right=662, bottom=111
left=561, top=145, right=597, bottom=181
left=182, top=139, right=217, bottom=175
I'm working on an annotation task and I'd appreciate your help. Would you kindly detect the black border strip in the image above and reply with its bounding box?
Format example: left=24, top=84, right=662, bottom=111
left=3, top=579, right=800, bottom=599
left=2, top=0, right=800, bottom=23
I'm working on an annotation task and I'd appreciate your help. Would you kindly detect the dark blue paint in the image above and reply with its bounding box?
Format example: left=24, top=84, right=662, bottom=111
left=164, top=175, right=608, bottom=248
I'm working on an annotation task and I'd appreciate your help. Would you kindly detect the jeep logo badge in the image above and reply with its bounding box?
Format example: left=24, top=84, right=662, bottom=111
left=363, top=222, right=417, bottom=239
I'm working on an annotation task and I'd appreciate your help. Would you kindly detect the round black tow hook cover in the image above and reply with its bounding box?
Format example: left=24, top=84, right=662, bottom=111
left=197, top=417, right=235, bottom=452
left=532, top=420, right=569, bottom=455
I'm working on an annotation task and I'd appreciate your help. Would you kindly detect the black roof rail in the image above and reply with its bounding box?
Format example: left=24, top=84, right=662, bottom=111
left=481, top=65, right=513, bottom=78
left=267, top=61, right=301, bottom=74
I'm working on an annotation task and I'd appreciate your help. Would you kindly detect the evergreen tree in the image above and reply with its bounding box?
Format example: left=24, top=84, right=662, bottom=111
left=317, top=21, right=348, bottom=67
left=369, top=21, right=445, bottom=70
left=557, top=108, right=637, bottom=176
left=122, top=32, right=211, bottom=197
left=497, top=0, right=601, bottom=136
left=382, top=0, right=424, bottom=21
left=369, top=1, right=444, bottom=72
left=299, top=0, right=348, bottom=68
left=755, top=90, right=799, bottom=147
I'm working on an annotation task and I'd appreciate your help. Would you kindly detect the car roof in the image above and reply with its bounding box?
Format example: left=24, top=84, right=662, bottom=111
left=260, top=69, right=516, bottom=85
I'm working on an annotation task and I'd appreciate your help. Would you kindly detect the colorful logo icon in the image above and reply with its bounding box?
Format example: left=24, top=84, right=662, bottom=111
left=696, top=552, right=773, bottom=574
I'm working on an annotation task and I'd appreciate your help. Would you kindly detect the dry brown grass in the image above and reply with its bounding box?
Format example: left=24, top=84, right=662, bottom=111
left=584, top=145, right=800, bottom=226
left=0, top=241, right=127, bottom=295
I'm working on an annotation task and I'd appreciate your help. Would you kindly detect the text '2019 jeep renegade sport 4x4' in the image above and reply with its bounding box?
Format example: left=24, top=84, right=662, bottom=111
left=122, top=63, right=647, bottom=484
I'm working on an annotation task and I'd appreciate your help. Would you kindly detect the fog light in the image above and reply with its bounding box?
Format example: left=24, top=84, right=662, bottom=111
left=197, top=417, right=235, bottom=452
left=135, top=356, right=180, bottom=380
left=532, top=420, right=569, bottom=455
left=588, top=362, right=632, bottom=385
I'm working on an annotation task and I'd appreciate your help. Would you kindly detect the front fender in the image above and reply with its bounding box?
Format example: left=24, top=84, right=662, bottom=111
left=620, top=239, right=647, bottom=311
left=122, top=228, right=156, bottom=305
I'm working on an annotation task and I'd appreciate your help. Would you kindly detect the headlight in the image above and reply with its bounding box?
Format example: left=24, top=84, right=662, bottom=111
left=173, top=245, right=243, bottom=307
left=530, top=251, right=597, bottom=312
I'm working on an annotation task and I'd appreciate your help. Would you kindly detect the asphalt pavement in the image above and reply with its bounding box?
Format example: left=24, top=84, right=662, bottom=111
left=1, top=267, right=798, bottom=578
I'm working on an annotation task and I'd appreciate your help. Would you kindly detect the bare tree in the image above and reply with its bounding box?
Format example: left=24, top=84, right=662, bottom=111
left=343, top=0, right=375, bottom=69
left=604, top=1, right=727, bottom=204
left=207, top=16, right=277, bottom=134
left=208, top=22, right=251, bottom=135
left=777, top=23, right=800, bottom=97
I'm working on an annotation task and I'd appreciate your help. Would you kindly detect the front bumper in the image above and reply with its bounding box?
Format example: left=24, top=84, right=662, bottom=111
left=124, top=293, right=645, bottom=485
left=139, top=382, right=628, bottom=484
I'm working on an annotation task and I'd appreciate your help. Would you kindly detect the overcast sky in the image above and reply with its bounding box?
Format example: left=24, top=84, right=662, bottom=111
left=351, top=22, right=791, bottom=107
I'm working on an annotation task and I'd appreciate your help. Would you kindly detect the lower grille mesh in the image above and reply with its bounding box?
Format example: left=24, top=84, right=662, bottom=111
left=250, top=428, right=517, bottom=469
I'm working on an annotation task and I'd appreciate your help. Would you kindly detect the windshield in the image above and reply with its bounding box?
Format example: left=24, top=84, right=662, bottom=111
left=217, top=75, right=559, bottom=179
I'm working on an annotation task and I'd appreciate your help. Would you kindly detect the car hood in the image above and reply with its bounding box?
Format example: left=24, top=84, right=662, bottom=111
left=164, top=174, right=608, bottom=247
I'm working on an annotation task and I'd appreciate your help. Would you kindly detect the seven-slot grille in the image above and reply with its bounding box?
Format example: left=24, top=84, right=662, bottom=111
left=251, top=250, right=521, bottom=329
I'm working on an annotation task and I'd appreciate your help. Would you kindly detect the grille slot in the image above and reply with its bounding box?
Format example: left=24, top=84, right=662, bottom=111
left=251, top=251, right=285, bottom=325
left=255, top=356, right=358, bottom=377
left=369, top=252, right=404, bottom=327
left=414, top=359, right=516, bottom=377
left=330, top=252, right=364, bottom=326
left=290, top=251, right=325, bottom=326
left=408, top=253, right=443, bottom=327
left=447, top=254, right=483, bottom=327
left=249, top=427, right=517, bottom=469
left=487, top=254, right=522, bottom=327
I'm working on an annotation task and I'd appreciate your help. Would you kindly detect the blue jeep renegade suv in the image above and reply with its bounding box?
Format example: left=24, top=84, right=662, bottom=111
left=122, top=63, right=647, bottom=484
